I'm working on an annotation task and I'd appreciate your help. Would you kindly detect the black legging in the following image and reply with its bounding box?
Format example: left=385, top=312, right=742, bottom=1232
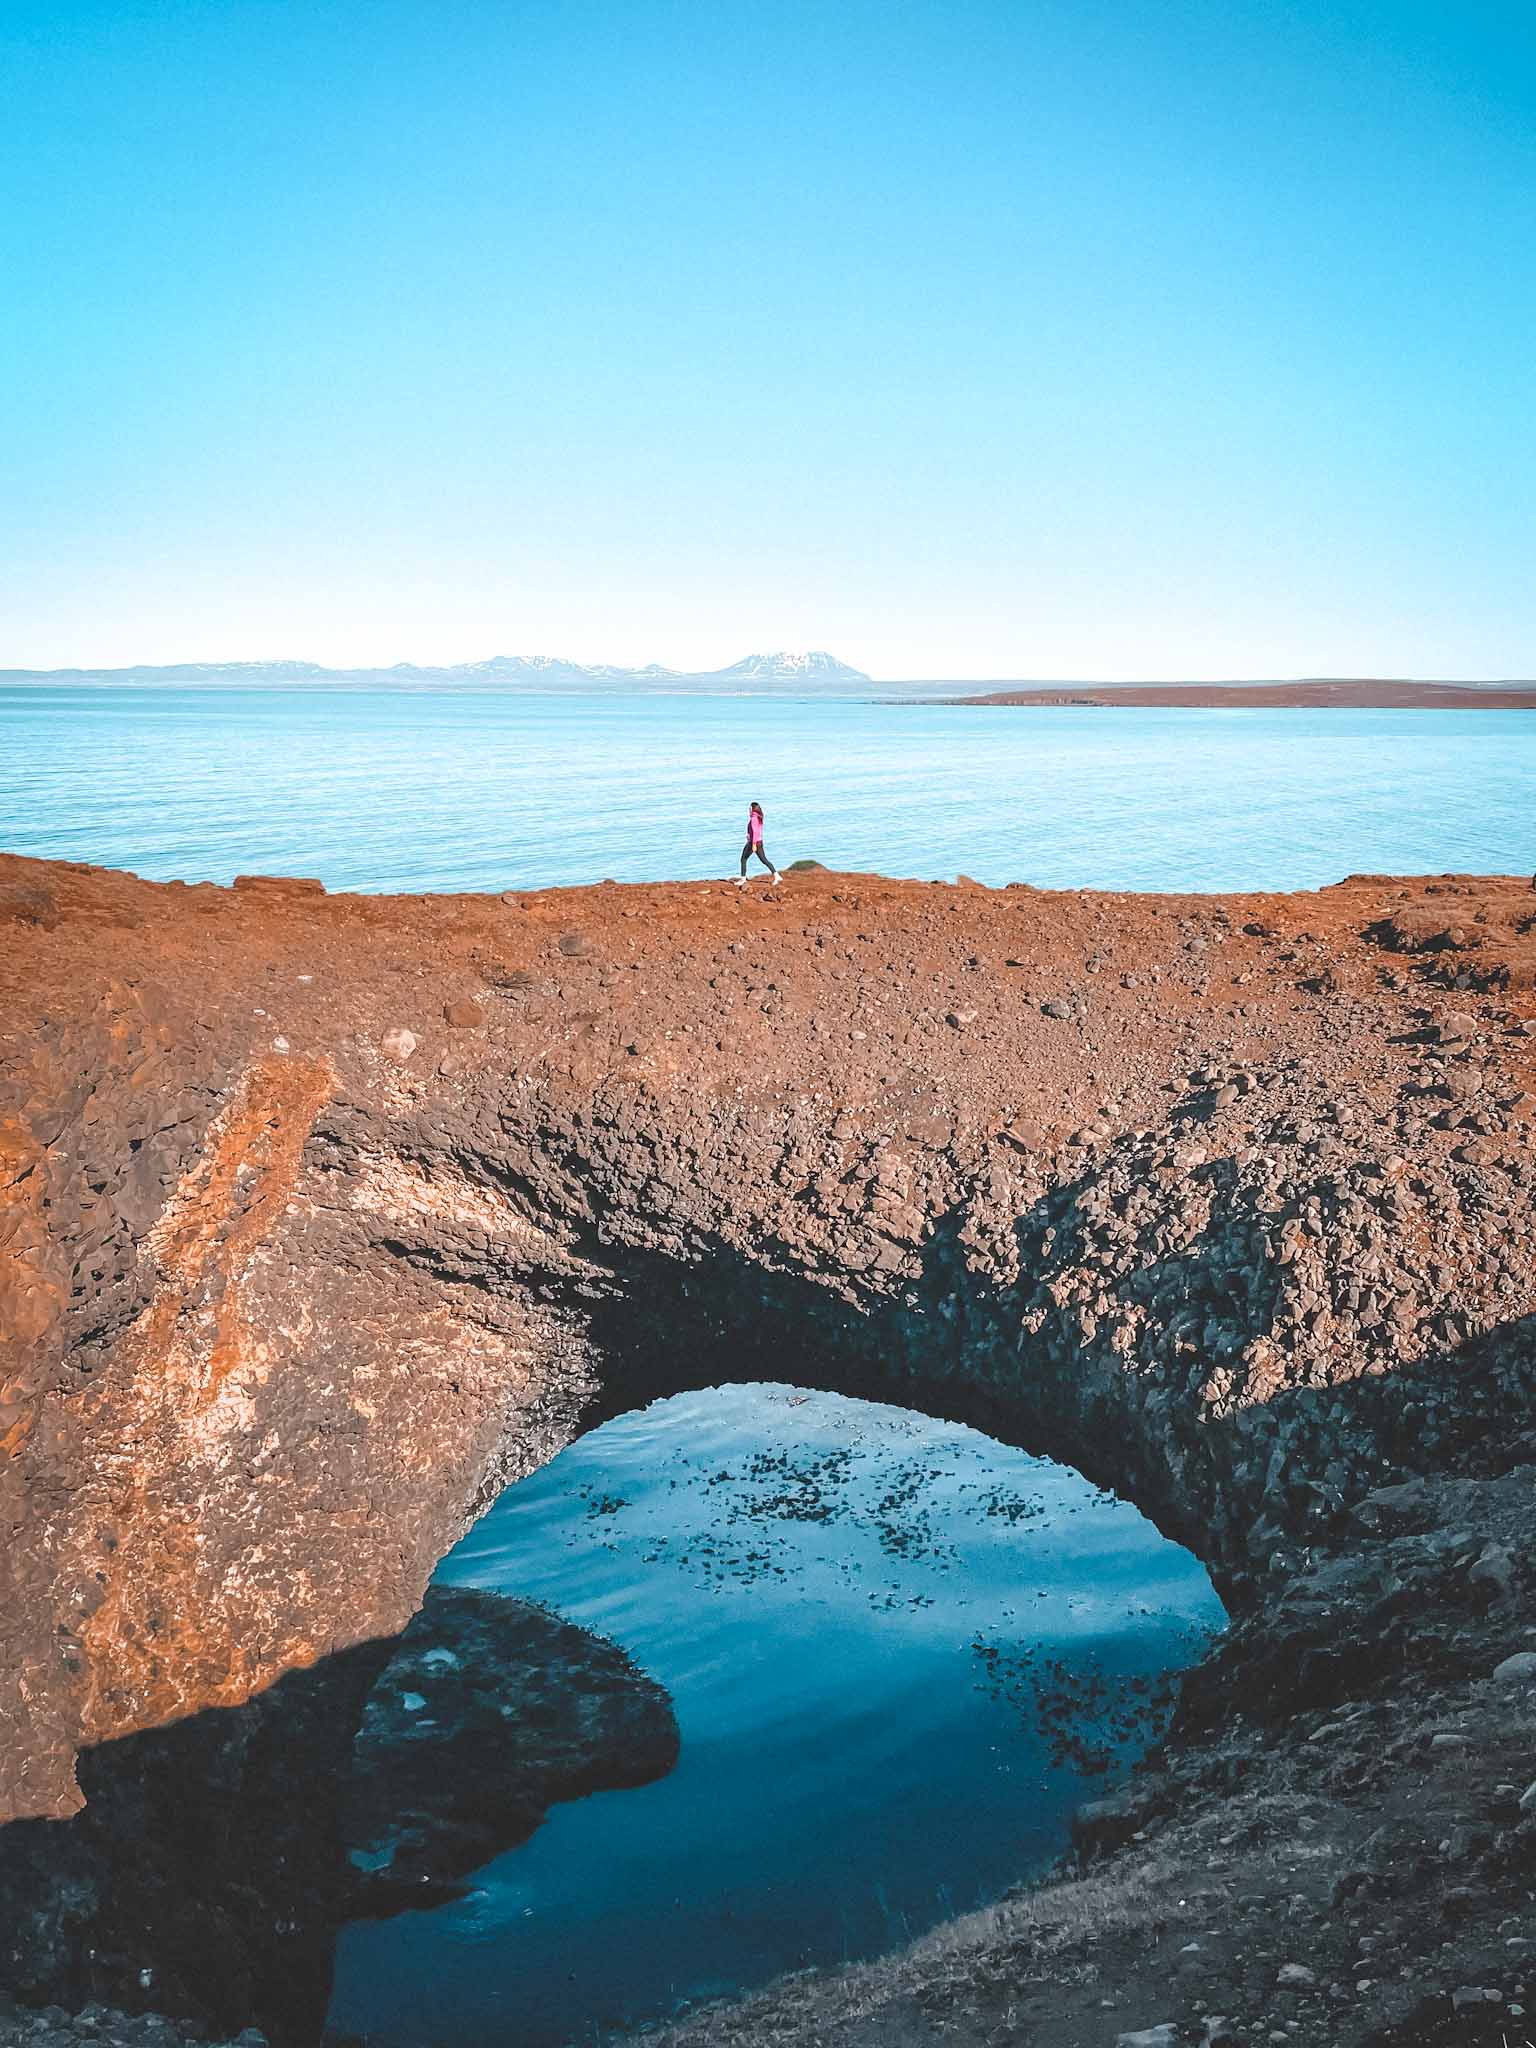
left=740, top=838, right=774, bottom=876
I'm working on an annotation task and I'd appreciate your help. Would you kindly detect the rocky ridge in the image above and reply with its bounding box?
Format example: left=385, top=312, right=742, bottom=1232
left=3, top=854, right=1536, bottom=2043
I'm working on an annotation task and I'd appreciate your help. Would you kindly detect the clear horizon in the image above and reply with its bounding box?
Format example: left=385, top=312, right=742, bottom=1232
left=4, top=0, right=1534, bottom=676
left=5, top=648, right=1536, bottom=684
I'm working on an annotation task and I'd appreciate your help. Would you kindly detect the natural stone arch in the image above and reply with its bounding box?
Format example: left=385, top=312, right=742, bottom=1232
left=4, top=857, right=1536, bottom=1827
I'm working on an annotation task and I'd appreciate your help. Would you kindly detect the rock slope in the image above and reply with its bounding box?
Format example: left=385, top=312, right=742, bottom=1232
left=3, top=854, right=1535, bottom=2039
left=0, top=1586, right=676, bottom=2042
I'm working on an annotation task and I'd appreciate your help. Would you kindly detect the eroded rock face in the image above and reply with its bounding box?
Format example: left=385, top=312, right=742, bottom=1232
left=3, top=856, right=1536, bottom=1825
left=342, top=1588, right=678, bottom=1915
left=0, top=1588, right=677, bottom=2042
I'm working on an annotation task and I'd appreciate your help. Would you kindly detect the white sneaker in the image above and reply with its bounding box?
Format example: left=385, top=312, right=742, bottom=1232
left=734, top=876, right=746, bottom=888
left=770, top=872, right=782, bottom=884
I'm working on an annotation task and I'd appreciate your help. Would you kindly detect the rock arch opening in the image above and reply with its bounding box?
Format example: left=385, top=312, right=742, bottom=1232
left=326, top=1376, right=1224, bottom=2048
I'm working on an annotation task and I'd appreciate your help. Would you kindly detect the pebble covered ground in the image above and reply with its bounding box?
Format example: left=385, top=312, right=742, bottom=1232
left=4, top=856, right=1536, bottom=2045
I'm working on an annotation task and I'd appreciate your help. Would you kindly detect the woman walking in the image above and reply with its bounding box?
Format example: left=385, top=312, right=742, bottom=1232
left=736, top=801, right=781, bottom=886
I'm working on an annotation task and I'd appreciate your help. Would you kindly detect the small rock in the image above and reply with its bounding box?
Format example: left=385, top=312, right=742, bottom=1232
left=1493, top=1652, right=1536, bottom=1682
left=1276, top=1962, right=1316, bottom=1988
left=1469, top=1545, right=1515, bottom=1600
left=443, top=999, right=486, bottom=1029
left=1041, top=998, right=1073, bottom=1019
left=1115, top=2028, right=1177, bottom=2048
left=1456, top=1137, right=1502, bottom=1166
left=557, top=931, right=594, bottom=958
left=271, top=1036, right=290, bottom=1053
left=946, top=1008, right=978, bottom=1028
left=232, top=873, right=325, bottom=894
left=380, top=1027, right=418, bottom=1062
left=1452, top=1986, right=1501, bottom=2011
left=1517, top=1780, right=1536, bottom=1813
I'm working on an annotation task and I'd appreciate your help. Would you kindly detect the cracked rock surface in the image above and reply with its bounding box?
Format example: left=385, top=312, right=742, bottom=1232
left=3, top=854, right=1536, bottom=2044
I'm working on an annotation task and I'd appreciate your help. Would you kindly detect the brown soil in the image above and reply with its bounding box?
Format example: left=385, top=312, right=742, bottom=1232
left=934, top=680, right=1536, bottom=709
left=4, top=853, right=1536, bottom=2044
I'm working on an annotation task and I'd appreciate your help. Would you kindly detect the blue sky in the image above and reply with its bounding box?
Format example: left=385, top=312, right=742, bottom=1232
left=3, top=0, right=1534, bottom=677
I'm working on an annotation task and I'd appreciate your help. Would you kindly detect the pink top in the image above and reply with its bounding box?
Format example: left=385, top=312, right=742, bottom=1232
left=748, top=809, right=763, bottom=845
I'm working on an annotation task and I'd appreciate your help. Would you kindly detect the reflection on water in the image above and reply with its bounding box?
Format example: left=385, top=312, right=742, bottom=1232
left=328, top=1385, right=1224, bottom=2048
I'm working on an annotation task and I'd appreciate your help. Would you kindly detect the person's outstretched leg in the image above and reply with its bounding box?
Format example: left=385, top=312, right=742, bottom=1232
left=755, top=844, right=780, bottom=882
left=736, top=838, right=754, bottom=886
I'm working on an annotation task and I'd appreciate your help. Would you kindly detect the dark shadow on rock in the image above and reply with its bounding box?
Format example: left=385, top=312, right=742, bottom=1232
left=473, top=1119, right=1536, bottom=1618
left=342, top=1588, right=678, bottom=1915
left=0, top=1590, right=678, bottom=2048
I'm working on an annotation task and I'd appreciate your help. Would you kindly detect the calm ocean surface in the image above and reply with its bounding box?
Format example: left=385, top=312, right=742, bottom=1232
left=3, top=685, right=1532, bottom=892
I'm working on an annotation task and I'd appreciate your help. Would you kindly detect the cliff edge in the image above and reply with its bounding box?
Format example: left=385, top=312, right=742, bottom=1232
left=3, top=855, right=1535, bottom=2042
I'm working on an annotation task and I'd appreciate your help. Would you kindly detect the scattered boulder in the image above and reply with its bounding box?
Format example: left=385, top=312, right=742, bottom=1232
left=442, top=1000, right=485, bottom=1030
left=1467, top=1545, right=1515, bottom=1602
left=1072, top=1778, right=1168, bottom=1859
left=1451, top=1985, right=1503, bottom=2011
left=1349, top=1480, right=1436, bottom=1537
left=232, top=875, right=325, bottom=895
left=1375, top=907, right=1473, bottom=954
left=379, top=1028, right=417, bottom=1062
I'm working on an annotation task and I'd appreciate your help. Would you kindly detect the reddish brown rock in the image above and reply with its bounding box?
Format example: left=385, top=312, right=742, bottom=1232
left=232, top=874, right=326, bottom=894
left=3, top=853, right=1536, bottom=1831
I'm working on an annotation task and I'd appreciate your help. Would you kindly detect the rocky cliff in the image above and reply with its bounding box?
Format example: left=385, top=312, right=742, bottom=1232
left=0, top=1585, right=677, bottom=2041
left=3, top=854, right=1536, bottom=2041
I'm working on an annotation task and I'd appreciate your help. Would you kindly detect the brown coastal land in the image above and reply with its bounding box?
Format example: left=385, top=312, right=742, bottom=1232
left=4, top=854, right=1536, bottom=2047
left=938, top=678, right=1536, bottom=709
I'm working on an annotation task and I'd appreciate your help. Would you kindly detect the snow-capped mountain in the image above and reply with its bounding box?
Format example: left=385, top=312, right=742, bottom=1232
left=715, top=651, right=870, bottom=682
left=1, top=650, right=873, bottom=690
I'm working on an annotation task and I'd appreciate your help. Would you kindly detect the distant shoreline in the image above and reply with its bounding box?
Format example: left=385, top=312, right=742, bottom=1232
left=922, top=679, right=1536, bottom=709
left=7, top=671, right=1536, bottom=709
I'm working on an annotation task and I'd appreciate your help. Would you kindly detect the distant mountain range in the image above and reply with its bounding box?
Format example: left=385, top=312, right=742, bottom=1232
left=0, top=650, right=873, bottom=690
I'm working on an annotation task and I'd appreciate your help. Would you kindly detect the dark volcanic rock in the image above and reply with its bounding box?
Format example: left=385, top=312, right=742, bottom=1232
left=0, top=1592, right=677, bottom=2044
left=341, top=1588, right=679, bottom=1913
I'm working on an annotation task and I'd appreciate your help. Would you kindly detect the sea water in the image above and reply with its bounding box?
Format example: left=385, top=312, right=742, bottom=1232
left=326, top=1387, right=1223, bottom=2047
left=2, top=684, right=1532, bottom=893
